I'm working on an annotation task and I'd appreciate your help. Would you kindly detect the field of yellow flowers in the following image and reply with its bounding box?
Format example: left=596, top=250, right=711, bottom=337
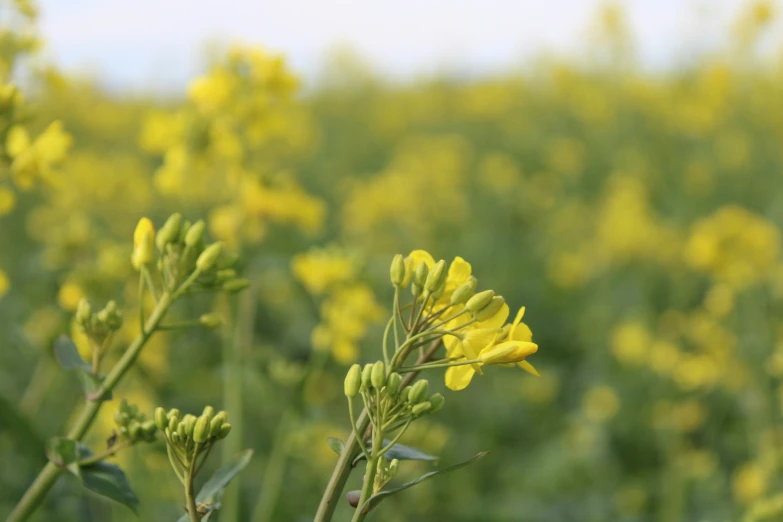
left=2, top=1, right=783, bottom=521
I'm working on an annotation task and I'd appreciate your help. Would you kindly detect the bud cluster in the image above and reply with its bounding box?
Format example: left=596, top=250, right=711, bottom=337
left=345, top=361, right=445, bottom=424
left=153, top=213, right=248, bottom=293
left=155, top=405, right=231, bottom=466
left=373, top=457, right=399, bottom=492
left=75, top=298, right=123, bottom=345
left=113, top=399, right=157, bottom=444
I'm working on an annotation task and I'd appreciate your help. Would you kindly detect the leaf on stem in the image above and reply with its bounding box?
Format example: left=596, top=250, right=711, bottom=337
left=327, top=437, right=345, bottom=457
left=57, top=442, right=140, bottom=513
left=53, top=335, right=90, bottom=371
left=175, top=449, right=254, bottom=522
left=360, top=451, right=488, bottom=514
left=352, top=441, right=438, bottom=467
left=53, top=334, right=112, bottom=401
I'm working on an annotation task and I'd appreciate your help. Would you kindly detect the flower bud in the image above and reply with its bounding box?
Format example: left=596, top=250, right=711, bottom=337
left=167, top=408, right=181, bottom=421
left=209, top=414, right=225, bottom=438
left=424, top=260, right=447, bottom=294
left=196, top=242, right=224, bottom=272
left=475, top=296, right=505, bottom=322
left=217, top=423, right=232, bottom=439
left=193, top=414, right=211, bottom=443
left=184, top=220, right=205, bottom=248
left=177, top=421, right=188, bottom=438
left=371, top=361, right=386, bottom=389
left=199, top=313, right=222, bottom=328
left=466, top=290, right=495, bottom=314
left=386, top=372, right=402, bottom=396
left=399, top=386, right=412, bottom=402
left=154, top=407, right=168, bottom=431
left=409, top=380, right=429, bottom=404
left=156, top=213, right=182, bottom=251
left=361, top=363, right=373, bottom=389
left=183, top=414, right=197, bottom=436
left=128, top=422, right=142, bottom=440
left=390, top=254, right=406, bottom=287
left=141, top=420, right=157, bottom=437
left=389, top=459, right=399, bottom=478
left=171, top=431, right=181, bottom=444
left=114, top=411, right=130, bottom=427
left=429, top=393, right=445, bottom=413
left=223, top=278, right=250, bottom=293
left=217, top=269, right=237, bottom=282
left=132, top=217, right=156, bottom=270
left=451, top=278, right=477, bottom=305
left=412, top=401, right=432, bottom=415
left=167, top=416, right=178, bottom=434
left=344, top=364, right=362, bottom=398
left=202, top=406, right=215, bottom=421
left=413, top=262, right=428, bottom=287
left=75, top=298, right=92, bottom=326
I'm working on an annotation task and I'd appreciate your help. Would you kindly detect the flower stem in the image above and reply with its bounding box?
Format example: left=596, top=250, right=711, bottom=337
left=7, top=291, right=174, bottom=522
left=350, top=434, right=383, bottom=522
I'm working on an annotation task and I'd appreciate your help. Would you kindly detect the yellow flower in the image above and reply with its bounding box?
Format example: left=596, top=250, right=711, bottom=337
left=445, top=306, right=539, bottom=391
left=0, top=185, right=16, bottom=215
left=131, top=217, right=155, bottom=270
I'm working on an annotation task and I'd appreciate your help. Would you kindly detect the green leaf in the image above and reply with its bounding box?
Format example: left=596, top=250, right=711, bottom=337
left=46, top=437, right=78, bottom=467
left=327, top=437, right=345, bottom=457
left=360, top=451, right=488, bottom=514
left=175, top=449, right=254, bottom=522
left=53, top=335, right=90, bottom=371
left=352, top=441, right=437, bottom=467
left=79, top=460, right=140, bottom=514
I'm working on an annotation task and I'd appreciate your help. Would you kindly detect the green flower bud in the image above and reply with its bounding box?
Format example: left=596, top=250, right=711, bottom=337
left=361, top=363, right=373, bottom=389
left=154, top=407, right=168, bottom=431
left=412, top=401, right=432, bottom=415
left=465, top=290, right=495, bottom=314
left=202, top=406, right=215, bottom=420
left=196, top=242, right=223, bottom=272
left=167, top=416, right=179, bottom=434
left=170, top=431, right=181, bottom=444
left=399, top=386, right=412, bottom=402
left=390, top=254, right=406, bottom=287
left=193, top=414, right=211, bottom=443
left=119, top=399, right=131, bottom=414
left=114, top=411, right=129, bottom=427
left=424, top=260, right=447, bottom=294
left=75, top=298, right=92, bottom=326
left=217, top=269, right=238, bottom=282
left=413, top=262, right=428, bottom=287
left=411, top=281, right=423, bottom=298
left=177, top=421, right=188, bottom=438
left=183, top=414, right=197, bottom=437
left=217, top=423, right=232, bottom=439
left=474, top=296, right=505, bottom=322
left=199, top=313, right=223, bottom=328
left=156, top=213, right=182, bottom=251
left=389, top=459, right=399, bottom=478
left=371, top=361, right=386, bottom=389
left=429, top=393, right=445, bottom=413
left=344, top=364, right=362, bottom=398
left=386, top=372, right=402, bottom=396
left=184, top=220, right=205, bottom=248
left=128, top=422, right=142, bottom=440
left=450, top=279, right=476, bottom=305
left=223, top=278, right=250, bottom=293
left=409, top=380, right=429, bottom=404
left=209, top=414, right=225, bottom=438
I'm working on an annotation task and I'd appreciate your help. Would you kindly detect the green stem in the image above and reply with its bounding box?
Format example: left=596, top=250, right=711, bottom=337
left=350, top=435, right=383, bottom=522
left=185, top=445, right=202, bottom=522
left=7, top=291, right=175, bottom=522
left=77, top=441, right=134, bottom=467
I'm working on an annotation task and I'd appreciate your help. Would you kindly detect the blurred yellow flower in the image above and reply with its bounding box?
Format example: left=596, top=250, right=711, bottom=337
left=583, top=385, right=620, bottom=423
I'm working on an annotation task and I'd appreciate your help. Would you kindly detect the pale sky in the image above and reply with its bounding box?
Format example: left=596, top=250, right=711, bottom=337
left=36, top=0, right=774, bottom=93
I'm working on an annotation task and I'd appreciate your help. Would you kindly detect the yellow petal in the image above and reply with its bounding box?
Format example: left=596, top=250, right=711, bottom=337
left=480, top=341, right=538, bottom=365
left=511, top=322, right=533, bottom=342
left=407, top=250, right=435, bottom=270
left=518, top=360, right=540, bottom=377
left=445, top=365, right=475, bottom=391
left=479, top=302, right=509, bottom=329
left=447, top=256, right=471, bottom=284
left=510, top=306, right=525, bottom=334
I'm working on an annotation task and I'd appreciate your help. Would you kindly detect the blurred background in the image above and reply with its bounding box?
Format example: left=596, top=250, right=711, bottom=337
left=1, top=0, right=783, bottom=520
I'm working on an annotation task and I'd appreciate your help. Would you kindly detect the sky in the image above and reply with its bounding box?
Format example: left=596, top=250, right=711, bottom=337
left=35, top=0, right=773, bottom=93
